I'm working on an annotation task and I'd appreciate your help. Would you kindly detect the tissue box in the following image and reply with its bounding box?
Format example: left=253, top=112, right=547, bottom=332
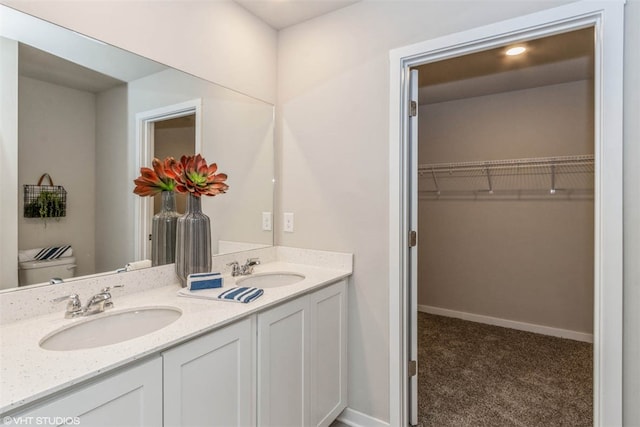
left=187, top=272, right=223, bottom=290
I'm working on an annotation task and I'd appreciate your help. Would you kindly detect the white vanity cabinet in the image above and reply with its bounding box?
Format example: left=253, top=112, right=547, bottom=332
left=2, top=278, right=348, bottom=427
left=162, top=317, right=255, bottom=427
left=11, top=357, right=162, bottom=426
left=257, top=280, right=347, bottom=427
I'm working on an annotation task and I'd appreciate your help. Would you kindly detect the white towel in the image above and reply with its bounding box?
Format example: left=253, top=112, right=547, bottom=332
left=18, top=245, right=72, bottom=262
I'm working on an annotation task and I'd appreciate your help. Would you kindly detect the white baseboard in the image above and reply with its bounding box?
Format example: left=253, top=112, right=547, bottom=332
left=418, top=305, right=593, bottom=343
left=336, top=407, right=390, bottom=427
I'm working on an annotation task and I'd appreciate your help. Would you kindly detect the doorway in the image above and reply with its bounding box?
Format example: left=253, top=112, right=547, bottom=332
left=388, top=2, right=624, bottom=426
left=414, top=27, right=594, bottom=425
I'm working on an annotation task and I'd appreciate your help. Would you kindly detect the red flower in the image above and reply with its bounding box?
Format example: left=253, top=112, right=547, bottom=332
left=133, top=157, right=178, bottom=197
left=166, top=154, right=229, bottom=198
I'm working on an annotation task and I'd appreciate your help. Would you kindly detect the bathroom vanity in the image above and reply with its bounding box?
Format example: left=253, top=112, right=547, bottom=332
left=0, top=247, right=352, bottom=427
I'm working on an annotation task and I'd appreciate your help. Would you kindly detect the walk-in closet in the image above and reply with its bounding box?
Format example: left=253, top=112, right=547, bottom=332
left=415, top=28, right=594, bottom=426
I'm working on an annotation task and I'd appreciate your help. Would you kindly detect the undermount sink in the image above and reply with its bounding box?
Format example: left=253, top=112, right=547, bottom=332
left=40, top=306, right=182, bottom=351
left=236, top=272, right=305, bottom=288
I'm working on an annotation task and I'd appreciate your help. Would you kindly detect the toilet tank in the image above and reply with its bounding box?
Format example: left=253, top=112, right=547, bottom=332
left=18, top=256, right=77, bottom=286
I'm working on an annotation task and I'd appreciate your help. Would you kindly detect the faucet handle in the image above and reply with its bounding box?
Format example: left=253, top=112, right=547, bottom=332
left=227, top=261, right=241, bottom=276
left=245, top=258, right=260, bottom=266
left=52, top=294, right=82, bottom=317
left=52, top=293, right=81, bottom=305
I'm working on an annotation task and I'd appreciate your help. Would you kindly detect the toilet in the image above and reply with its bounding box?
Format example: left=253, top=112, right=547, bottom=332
left=18, top=256, right=77, bottom=286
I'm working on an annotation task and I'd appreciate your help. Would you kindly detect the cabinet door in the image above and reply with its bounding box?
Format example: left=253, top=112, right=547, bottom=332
left=14, top=357, right=162, bottom=427
left=309, top=280, right=347, bottom=427
left=257, top=296, right=309, bottom=427
left=163, top=317, right=255, bottom=427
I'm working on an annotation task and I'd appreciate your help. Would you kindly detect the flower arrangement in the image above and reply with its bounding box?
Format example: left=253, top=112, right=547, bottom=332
left=134, top=154, right=229, bottom=197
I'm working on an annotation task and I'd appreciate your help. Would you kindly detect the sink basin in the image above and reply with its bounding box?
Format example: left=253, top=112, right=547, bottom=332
left=236, top=272, right=305, bottom=288
left=40, top=306, right=182, bottom=351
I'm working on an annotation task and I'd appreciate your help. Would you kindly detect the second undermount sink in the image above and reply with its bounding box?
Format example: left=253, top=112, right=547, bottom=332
left=40, top=306, right=182, bottom=351
left=236, top=272, right=305, bottom=288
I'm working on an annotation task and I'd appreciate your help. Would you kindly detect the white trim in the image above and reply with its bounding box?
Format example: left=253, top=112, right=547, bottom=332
left=133, top=99, right=202, bottom=261
left=337, top=407, right=390, bottom=427
left=418, top=305, right=594, bottom=343
left=389, top=2, right=624, bottom=426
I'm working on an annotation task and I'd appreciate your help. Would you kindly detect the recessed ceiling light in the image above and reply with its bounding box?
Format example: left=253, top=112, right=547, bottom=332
left=505, top=46, right=527, bottom=56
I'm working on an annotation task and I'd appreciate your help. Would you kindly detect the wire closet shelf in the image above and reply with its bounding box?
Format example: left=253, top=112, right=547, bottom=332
left=418, top=154, right=594, bottom=199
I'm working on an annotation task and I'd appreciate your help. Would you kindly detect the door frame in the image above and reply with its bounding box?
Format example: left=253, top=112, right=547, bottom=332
left=133, top=99, right=202, bottom=261
left=388, top=2, right=624, bottom=426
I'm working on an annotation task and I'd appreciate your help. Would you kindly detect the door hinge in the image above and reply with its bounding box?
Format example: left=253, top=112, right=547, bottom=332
left=408, top=359, right=417, bottom=377
left=409, top=100, right=417, bottom=117
left=409, top=230, right=417, bottom=247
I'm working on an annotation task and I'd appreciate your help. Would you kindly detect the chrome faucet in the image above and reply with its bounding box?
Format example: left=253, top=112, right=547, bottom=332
left=227, top=258, right=261, bottom=277
left=52, top=285, right=124, bottom=318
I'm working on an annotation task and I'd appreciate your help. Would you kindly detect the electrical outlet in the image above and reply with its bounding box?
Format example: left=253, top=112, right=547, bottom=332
left=283, top=212, right=294, bottom=233
left=262, top=212, right=272, bottom=231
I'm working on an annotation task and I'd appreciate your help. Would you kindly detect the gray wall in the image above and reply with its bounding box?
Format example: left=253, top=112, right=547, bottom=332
left=418, top=81, right=594, bottom=336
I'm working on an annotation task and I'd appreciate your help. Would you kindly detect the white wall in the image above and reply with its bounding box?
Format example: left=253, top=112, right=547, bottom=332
left=94, top=84, right=128, bottom=273
left=0, top=36, right=18, bottom=289
left=418, top=81, right=593, bottom=336
left=18, top=76, right=96, bottom=280
left=623, top=0, right=640, bottom=424
left=1, top=0, right=277, bottom=104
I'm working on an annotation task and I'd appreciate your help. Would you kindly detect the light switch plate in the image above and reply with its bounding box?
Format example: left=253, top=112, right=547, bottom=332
left=283, top=212, right=294, bottom=233
left=262, top=212, right=272, bottom=231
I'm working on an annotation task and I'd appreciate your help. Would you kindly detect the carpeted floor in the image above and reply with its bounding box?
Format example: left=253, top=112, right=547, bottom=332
left=418, top=312, right=592, bottom=427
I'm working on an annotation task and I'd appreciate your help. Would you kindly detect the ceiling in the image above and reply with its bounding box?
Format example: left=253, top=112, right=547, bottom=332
left=19, top=44, right=125, bottom=93
left=417, top=27, right=594, bottom=104
left=234, top=0, right=360, bottom=29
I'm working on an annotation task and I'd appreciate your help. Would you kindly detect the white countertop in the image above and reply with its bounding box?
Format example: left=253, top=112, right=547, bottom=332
left=0, top=260, right=351, bottom=414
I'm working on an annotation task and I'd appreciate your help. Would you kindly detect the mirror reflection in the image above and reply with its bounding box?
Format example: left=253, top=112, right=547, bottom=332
left=1, top=6, right=274, bottom=290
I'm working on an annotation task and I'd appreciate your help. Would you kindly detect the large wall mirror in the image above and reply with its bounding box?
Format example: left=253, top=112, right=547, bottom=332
left=0, top=5, right=274, bottom=290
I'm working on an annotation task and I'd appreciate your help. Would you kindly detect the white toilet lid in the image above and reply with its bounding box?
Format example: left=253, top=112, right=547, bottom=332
left=19, top=256, right=76, bottom=270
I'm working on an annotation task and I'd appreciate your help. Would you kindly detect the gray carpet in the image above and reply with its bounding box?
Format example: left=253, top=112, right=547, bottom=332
left=418, top=312, right=593, bottom=427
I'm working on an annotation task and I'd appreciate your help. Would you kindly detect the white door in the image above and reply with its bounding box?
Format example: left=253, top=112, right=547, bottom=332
left=408, top=69, right=419, bottom=426
left=257, top=296, right=309, bottom=427
left=308, top=280, right=348, bottom=427
left=163, top=318, right=255, bottom=427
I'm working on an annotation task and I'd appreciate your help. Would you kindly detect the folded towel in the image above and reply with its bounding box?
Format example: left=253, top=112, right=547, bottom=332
left=187, top=272, right=223, bottom=290
left=217, top=287, right=263, bottom=304
left=18, top=245, right=72, bottom=262
left=177, top=286, right=263, bottom=303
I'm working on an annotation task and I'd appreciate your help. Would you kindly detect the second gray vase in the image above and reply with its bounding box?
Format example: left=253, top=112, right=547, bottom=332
left=175, top=194, right=212, bottom=287
left=152, top=191, right=181, bottom=266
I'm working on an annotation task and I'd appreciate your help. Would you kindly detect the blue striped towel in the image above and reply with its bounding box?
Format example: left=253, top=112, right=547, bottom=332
left=217, top=287, right=264, bottom=303
left=18, top=245, right=72, bottom=262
